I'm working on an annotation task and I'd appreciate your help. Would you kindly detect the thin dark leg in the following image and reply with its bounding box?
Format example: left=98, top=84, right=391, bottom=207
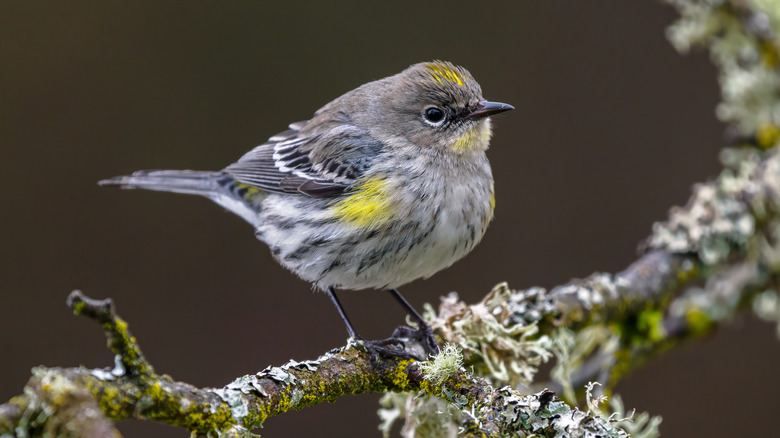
left=387, top=288, right=427, bottom=327
left=328, top=287, right=414, bottom=358
left=387, top=288, right=439, bottom=354
left=326, top=287, right=358, bottom=339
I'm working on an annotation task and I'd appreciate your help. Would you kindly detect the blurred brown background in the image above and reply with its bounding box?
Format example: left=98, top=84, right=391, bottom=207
left=2, top=1, right=779, bottom=436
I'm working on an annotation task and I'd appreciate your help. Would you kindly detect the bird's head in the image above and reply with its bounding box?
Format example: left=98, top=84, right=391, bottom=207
left=373, top=60, right=514, bottom=154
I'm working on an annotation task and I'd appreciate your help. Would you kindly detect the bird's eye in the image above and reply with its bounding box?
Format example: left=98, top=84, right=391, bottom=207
left=423, top=107, right=445, bottom=125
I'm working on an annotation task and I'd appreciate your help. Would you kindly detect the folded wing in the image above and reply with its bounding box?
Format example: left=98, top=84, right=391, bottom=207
left=224, top=120, right=383, bottom=198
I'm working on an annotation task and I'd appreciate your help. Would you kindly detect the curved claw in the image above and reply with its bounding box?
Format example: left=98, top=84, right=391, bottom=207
left=364, top=338, right=421, bottom=360
left=391, top=325, right=439, bottom=357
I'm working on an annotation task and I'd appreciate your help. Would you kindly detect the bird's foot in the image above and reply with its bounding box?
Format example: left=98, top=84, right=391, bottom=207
left=390, top=324, right=439, bottom=357
left=360, top=325, right=439, bottom=361
left=363, top=337, right=421, bottom=360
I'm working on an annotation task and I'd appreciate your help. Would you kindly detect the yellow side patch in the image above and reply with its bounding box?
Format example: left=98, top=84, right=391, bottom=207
left=426, top=63, right=465, bottom=86
left=332, top=177, right=395, bottom=227
left=235, top=182, right=263, bottom=198
left=452, top=122, right=492, bottom=152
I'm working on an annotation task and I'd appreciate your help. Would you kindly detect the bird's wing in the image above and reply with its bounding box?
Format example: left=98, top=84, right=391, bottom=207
left=224, top=120, right=383, bottom=198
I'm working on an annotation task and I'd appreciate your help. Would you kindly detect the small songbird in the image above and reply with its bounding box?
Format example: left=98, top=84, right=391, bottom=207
left=100, top=61, right=513, bottom=356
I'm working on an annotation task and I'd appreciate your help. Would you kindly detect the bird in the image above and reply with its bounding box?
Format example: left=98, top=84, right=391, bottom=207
left=99, top=60, right=513, bottom=357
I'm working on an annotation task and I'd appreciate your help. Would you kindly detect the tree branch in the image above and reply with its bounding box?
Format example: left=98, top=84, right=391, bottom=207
left=0, top=292, right=628, bottom=437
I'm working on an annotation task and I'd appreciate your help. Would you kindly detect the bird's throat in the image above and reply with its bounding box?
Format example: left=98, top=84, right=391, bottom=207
left=452, top=120, right=492, bottom=153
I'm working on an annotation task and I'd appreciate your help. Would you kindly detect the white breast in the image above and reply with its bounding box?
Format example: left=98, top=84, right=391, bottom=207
left=255, top=149, right=495, bottom=291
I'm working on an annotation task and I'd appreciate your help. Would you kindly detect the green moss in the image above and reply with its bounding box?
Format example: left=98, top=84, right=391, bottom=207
left=242, top=410, right=265, bottom=431
left=80, top=374, right=132, bottom=419
left=70, top=300, right=86, bottom=315
left=636, top=309, right=666, bottom=343
left=192, top=406, right=234, bottom=435
left=609, top=321, right=623, bottom=338
left=276, top=390, right=293, bottom=412
left=254, top=401, right=272, bottom=424
left=123, top=378, right=240, bottom=435
left=676, top=262, right=699, bottom=284
left=301, top=392, right=319, bottom=404
left=99, top=386, right=126, bottom=419
left=145, top=381, right=165, bottom=402
left=105, top=316, right=155, bottom=377
left=759, top=40, right=780, bottom=68
left=686, top=308, right=713, bottom=334
left=756, top=123, right=780, bottom=149
left=111, top=319, right=136, bottom=360
left=391, top=359, right=414, bottom=390
left=419, top=379, right=436, bottom=394
left=179, top=404, right=236, bottom=436
left=609, top=348, right=634, bottom=387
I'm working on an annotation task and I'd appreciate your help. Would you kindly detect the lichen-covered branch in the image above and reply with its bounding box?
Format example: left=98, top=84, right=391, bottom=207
left=0, top=292, right=628, bottom=437
left=421, top=147, right=780, bottom=399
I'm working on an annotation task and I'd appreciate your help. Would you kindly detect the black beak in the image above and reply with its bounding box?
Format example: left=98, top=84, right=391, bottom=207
left=467, top=100, right=515, bottom=120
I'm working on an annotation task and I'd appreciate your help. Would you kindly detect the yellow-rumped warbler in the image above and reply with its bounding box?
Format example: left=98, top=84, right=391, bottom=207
left=100, top=61, right=513, bottom=356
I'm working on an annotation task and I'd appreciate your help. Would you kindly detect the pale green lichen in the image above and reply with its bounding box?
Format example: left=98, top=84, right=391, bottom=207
left=655, top=0, right=780, bottom=266
left=548, top=273, right=627, bottom=313
left=225, top=375, right=269, bottom=399
left=647, top=181, right=755, bottom=264
left=383, top=278, right=659, bottom=436
left=670, top=261, right=764, bottom=322
left=667, top=1, right=780, bottom=138
left=609, top=394, right=663, bottom=438
left=213, top=388, right=249, bottom=421
left=417, top=344, right=463, bottom=384
left=378, top=393, right=461, bottom=438
left=584, top=382, right=610, bottom=418
left=753, top=289, right=780, bottom=337
left=383, top=377, right=636, bottom=437
left=582, top=382, right=662, bottom=438
left=428, top=284, right=553, bottom=386
left=11, top=369, right=120, bottom=438
left=665, top=1, right=723, bottom=53
left=550, top=327, right=620, bottom=403
left=477, top=386, right=628, bottom=438
left=647, top=146, right=780, bottom=267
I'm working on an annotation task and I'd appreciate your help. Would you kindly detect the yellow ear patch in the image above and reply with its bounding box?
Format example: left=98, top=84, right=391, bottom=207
left=426, top=63, right=465, bottom=86
left=452, top=122, right=492, bottom=152
left=332, top=177, right=395, bottom=227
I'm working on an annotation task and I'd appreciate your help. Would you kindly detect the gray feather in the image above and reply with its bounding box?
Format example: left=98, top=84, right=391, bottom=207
left=98, top=170, right=262, bottom=227
left=224, top=118, right=383, bottom=197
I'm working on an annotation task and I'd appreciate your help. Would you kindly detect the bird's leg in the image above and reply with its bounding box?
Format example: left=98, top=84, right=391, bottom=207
left=387, top=288, right=439, bottom=356
left=326, top=287, right=358, bottom=339
left=326, top=287, right=421, bottom=360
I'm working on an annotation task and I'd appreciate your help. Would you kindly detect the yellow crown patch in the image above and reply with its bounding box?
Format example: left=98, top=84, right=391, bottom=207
left=425, top=62, right=465, bottom=86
